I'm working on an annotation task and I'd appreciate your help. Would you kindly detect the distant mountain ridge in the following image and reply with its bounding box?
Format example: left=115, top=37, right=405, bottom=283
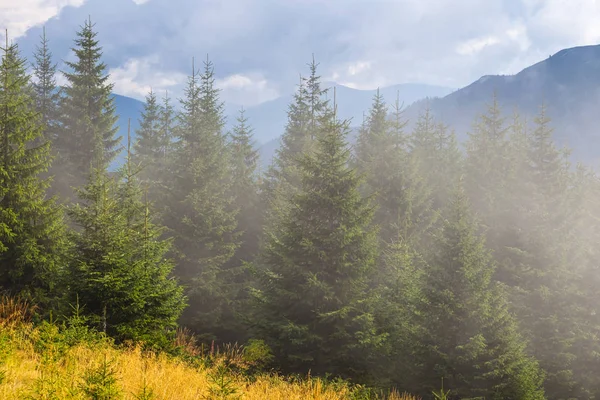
left=111, top=44, right=600, bottom=170
left=402, top=44, right=600, bottom=166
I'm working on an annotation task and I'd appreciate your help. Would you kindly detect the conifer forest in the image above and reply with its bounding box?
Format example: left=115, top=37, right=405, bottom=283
left=3, top=16, right=600, bottom=400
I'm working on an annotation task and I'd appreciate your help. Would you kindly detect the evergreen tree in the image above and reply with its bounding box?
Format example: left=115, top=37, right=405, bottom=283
left=412, top=184, right=545, bottom=399
left=158, top=90, right=175, bottom=165
left=31, top=26, right=60, bottom=142
left=163, top=56, right=239, bottom=342
left=515, top=104, right=581, bottom=398
left=66, top=127, right=185, bottom=345
left=214, top=108, right=262, bottom=343
left=133, top=88, right=162, bottom=177
left=0, top=36, right=69, bottom=312
left=261, top=57, right=329, bottom=216
left=375, top=238, right=426, bottom=390
left=228, top=107, right=261, bottom=264
left=57, top=17, right=120, bottom=200
left=464, top=92, right=512, bottom=220
left=253, top=98, right=385, bottom=380
left=354, top=89, right=434, bottom=246
left=410, top=104, right=462, bottom=212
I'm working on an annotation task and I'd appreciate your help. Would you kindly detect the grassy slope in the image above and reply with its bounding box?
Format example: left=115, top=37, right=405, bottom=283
left=0, top=298, right=418, bottom=400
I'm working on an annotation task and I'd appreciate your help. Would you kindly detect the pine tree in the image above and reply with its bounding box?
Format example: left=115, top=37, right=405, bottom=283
left=158, top=90, right=175, bottom=165
left=31, top=26, right=60, bottom=142
left=514, top=104, right=582, bottom=398
left=374, top=238, right=426, bottom=390
left=354, top=89, right=434, bottom=246
left=412, top=184, right=545, bottom=399
left=410, top=104, right=462, bottom=212
left=163, top=56, right=239, bottom=342
left=57, top=17, right=120, bottom=200
left=228, top=107, right=260, bottom=264
left=0, top=35, right=69, bottom=312
left=464, top=92, right=512, bottom=220
left=66, top=125, right=185, bottom=345
left=133, top=88, right=161, bottom=177
left=262, top=57, right=329, bottom=216
left=213, top=108, right=262, bottom=343
left=253, top=96, right=385, bottom=380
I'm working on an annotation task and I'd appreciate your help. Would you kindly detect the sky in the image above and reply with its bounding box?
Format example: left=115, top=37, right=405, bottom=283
left=2, top=0, right=600, bottom=107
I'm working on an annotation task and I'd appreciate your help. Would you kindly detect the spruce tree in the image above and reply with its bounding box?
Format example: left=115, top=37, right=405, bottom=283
left=410, top=104, right=462, bottom=212
left=163, top=57, right=239, bottom=342
left=158, top=90, right=175, bottom=165
left=214, top=108, right=262, bottom=343
left=0, top=36, right=69, bottom=311
left=66, top=126, right=185, bottom=345
left=412, top=184, right=545, bottom=399
left=464, top=92, right=512, bottom=220
left=31, top=26, right=60, bottom=142
left=133, top=88, right=161, bottom=176
left=228, top=107, right=261, bottom=264
left=261, top=57, right=329, bottom=217
left=253, top=96, right=385, bottom=380
left=354, top=89, right=434, bottom=246
left=57, top=17, right=120, bottom=200
left=515, top=104, right=581, bottom=398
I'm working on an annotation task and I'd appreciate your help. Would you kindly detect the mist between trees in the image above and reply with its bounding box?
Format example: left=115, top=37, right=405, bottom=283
left=1, top=17, right=600, bottom=400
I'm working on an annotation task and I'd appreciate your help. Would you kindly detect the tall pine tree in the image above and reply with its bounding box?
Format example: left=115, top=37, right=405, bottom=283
left=411, top=184, right=545, bottom=399
left=66, top=124, right=185, bottom=345
left=253, top=93, right=385, bottom=380
left=31, top=26, right=60, bottom=142
left=0, top=35, right=69, bottom=312
left=57, top=17, right=120, bottom=201
left=163, top=56, right=239, bottom=342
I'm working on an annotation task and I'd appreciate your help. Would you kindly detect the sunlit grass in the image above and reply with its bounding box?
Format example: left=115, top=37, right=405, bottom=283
left=0, top=297, right=419, bottom=399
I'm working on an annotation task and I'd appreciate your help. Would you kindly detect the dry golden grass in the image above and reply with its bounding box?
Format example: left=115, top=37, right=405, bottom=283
left=0, top=297, right=420, bottom=399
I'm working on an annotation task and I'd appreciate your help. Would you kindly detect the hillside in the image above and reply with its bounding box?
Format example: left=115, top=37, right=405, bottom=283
left=0, top=298, right=414, bottom=400
left=403, top=44, right=600, bottom=165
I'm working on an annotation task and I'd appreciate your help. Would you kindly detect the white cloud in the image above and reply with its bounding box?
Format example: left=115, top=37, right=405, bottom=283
left=525, top=0, right=600, bottom=45
left=215, top=73, right=279, bottom=107
left=108, top=55, right=187, bottom=100
left=131, top=0, right=150, bottom=4
left=347, top=61, right=371, bottom=76
left=506, top=23, right=531, bottom=52
left=456, top=36, right=501, bottom=56
left=217, top=74, right=254, bottom=90
left=0, top=0, right=86, bottom=41
left=326, top=60, right=385, bottom=90
left=10, top=0, right=600, bottom=105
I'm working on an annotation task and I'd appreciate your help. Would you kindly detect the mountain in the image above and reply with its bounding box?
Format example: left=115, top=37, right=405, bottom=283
left=110, top=45, right=600, bottom=171
left=402, top=44, right=600, bottom=166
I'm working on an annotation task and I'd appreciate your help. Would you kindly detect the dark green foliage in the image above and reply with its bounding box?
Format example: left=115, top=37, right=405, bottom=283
left=219, top=108, right=262, bottom=343
left=354, top=89, right=434, bottom=247
left=133, top=89, right=162, bottom=175
left=254, top=103, right=385, bottom=380
left=56, top=17, right=120, bottom=199
left=31, top=27, right=60, bottom=143
left=0, top=37, right=69, bottom=312
left=163, top=57, right=239, bottom=342
left=228, top=107, right=261, bottom=264
left=412, top=185, right=545, bottom=399
left=261, top=56, right=329, bottom=221
left=410, top=104, right=462, bottom=212
left=65, top=139, right=186, bottom=345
